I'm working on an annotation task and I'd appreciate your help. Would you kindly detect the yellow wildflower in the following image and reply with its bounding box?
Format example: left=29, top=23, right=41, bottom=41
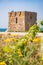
left=9, top=60, right=12, bottom=63
left=17, top=49, right=23, bottom=56
left=41, top=56, right=43, bottom=61
left=11, top=38, right=15, bottom=41
left=17, top=52, right=23, bottom=57
left=12, top=34, right=17, bottom=37
left=4, top=38, right=11, bottom=43
left=21, top=39, right=27, bottom=44
left=29, top=38, right=33, bottom=41
left=23, top=39, right=27, bottom=44
left=36, top=53, right=39, bottom=57
left=17, top=51, right=21, bottom=55
left=0, top=61, right=6, bottom=65
left=17, top=49, right=21, bottom=51
left=33, top=37, right=41, bottom=43
left=0, top=53, right=2, bottom=56
left=19, top=54, right=23, bottom=57
left=3, top=38, right=16, bottom=43
left=3, top=46, right=10, bottom=52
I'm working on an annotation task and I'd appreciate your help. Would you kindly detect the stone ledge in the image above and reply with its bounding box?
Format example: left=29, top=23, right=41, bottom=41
left=0, top=32, right=27, bottom=35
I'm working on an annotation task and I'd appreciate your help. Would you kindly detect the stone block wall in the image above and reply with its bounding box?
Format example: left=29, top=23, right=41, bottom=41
left=8, top=11, right=37, bottom=32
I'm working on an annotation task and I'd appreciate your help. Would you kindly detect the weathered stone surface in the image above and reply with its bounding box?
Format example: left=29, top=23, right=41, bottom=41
left=8, top=11, right=37, bottom=32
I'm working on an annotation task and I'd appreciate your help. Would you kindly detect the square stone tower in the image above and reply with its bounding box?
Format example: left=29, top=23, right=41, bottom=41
left=8, top=11, right=37, bottom=32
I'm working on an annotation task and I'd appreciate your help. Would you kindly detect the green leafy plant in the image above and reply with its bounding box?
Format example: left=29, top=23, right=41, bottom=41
left=40, top=21, right=43, bottom=26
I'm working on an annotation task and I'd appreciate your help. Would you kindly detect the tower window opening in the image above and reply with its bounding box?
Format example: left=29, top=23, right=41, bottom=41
left=30, top=16, right=32, bottom=19
left=19, top=12, right=21, bottom=16
left=15, top=12, right=16, bottom=16
left=16, top=18, right=17, bottom=24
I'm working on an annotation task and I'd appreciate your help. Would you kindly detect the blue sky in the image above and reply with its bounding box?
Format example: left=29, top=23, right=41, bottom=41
left=0, top=0, right=43, bottom=28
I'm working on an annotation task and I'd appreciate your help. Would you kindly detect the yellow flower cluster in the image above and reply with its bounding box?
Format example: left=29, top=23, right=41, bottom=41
left=33, top=37, right=41, bottom=43
left=4, top=38, right=10, bottom=43
left=17, top=49, right=23, bottom=57
left=11, top=34, right=17, bottom=37
left=0, top=61, right=6, bottom=65
left=4, top=38, right=15, bottom=43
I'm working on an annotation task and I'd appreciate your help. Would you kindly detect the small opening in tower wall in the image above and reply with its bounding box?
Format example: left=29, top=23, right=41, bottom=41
left=15, top=12, right=16, bottom=16
left=30, top=16, right=32, bottom=19
left=16, top=18, right=17, bottom=24
left=10, top=12, right=12, bottom=17
left=19, top=12, right=21, bottom=16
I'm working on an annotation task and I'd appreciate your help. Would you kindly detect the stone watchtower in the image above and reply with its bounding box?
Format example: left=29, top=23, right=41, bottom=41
left=8, top=11, right=37, bottom=32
